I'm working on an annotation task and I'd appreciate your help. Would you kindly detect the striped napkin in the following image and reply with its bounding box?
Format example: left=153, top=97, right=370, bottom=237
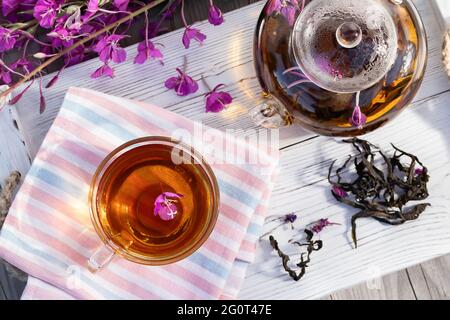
left=0, top=87, right=279, bottom=300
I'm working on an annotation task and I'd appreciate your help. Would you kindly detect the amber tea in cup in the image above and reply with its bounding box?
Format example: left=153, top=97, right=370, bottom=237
left=88, top=137, right=219, bottom=271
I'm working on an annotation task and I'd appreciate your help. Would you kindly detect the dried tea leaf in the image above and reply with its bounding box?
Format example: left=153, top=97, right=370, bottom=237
left=329, top=138, right=431, bottom=248
left=269, top=229, right=322, bottom=281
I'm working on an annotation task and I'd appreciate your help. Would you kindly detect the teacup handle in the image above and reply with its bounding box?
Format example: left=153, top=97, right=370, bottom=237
left=87, top=244, right=116, bottom=273
left=248, top=93, right=294, bottom=128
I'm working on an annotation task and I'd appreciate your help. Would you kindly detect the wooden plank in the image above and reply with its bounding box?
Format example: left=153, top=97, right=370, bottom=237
left=0, top=106, right=31, bottom=186
left=330, top=271, right=416, bottom=300
left=239, top=90, right=450, bottom=299
left=0, top=105, right=31, bottom=300
left=405, top=264, right=433, bottom=299
left=11, top=0, right=450, bottom=157
left=419, top=254, right=450, bottom=299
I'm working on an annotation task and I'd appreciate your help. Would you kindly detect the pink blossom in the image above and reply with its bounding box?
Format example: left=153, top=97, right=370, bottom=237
left=154, top=192, right=183, bottom=221
left=82, top=0, right=100, bottom=21
left=134, top=40, right=163, bottom=64
left=331, top=185, right=348, bottom=198
left=11, top=58, right=33, bottom=74
left=91, top=63, right=114, bottom=79
left=165, top=68, right=199, bottom=96
left=205, top=84, right=233, bottom=113
left=33, top=0, right=62, bottom=29
left=310, top=218, right=340, bottom=234
left=2, top=0, right=19, bottom=17
left=208, top=4, right=224, bottom=26
left=0, top=27, right=19, bottom=52
left=94, top=34, right=127, bottom=63
left=350, top=105, right=367, bottom=129
left=182, top=27, right=206, bottom=49
left=284, top=213, right=297, bottom=223
left=64, top=45, right=85, bottom=66
left=114, top=0, right=130, bottom=11
left=0, top=67, right=12, bottom=84
left=48, top=18, right=79, bottom=48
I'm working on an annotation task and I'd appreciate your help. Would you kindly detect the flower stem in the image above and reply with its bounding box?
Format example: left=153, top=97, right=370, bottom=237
left=1, top=0, right=166, bottom=101
left=17, top=30, right=52, bottom=47
left=181, top=0, right=188, bottom=28
left=0, top=59, right=26, bottom=79
left=144, top=10, right=149, bottom=44
left=201, top=76, right=212, bottom=92
left=9, top=20, right=38, bottom=31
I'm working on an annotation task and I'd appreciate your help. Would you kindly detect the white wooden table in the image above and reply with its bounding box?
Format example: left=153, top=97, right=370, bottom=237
left=1, top=0, right=450, bottom=299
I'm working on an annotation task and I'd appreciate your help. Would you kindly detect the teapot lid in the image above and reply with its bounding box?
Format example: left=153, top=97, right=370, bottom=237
left=292, top=0, right=399, bottom=93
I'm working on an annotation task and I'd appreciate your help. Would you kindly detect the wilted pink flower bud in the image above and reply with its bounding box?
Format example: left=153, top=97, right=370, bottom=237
left=350, top=105, right=367, bottom=129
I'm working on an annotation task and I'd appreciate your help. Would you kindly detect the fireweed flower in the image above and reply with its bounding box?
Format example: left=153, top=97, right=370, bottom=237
left=208, top=2, right=224, bottom=26
left=310, top=218, right=340, bottom=234
left=182, top=27, right=206, bottom=49
left=0, top=66, right=12, bottom=84
left=154, top=192, right=183, bottom=221
left=165, top=68, right=199, bottom=96
left=350, top=105, right=367, bottom=129
left=0, top=27, right=18, bottom=52
left=2, top=0, right=19, bottom=17
left=259, top=212, right=298, bottom=239
left=33, top=0, right=63, bottom=28
left=82, top=0, right=102, bottom=21
left=180, top=0, right=206, bottom=49
left=134, top=40, right=163, bottom=64
left=331, top=185, right=348, bottom=198
left=11, top=58, right=33, bottom=74
left=48, top=17, right=81, bottom=48
left=114, top=0, right=130, bottom=11
left=91, top=63, right=114, bottom=79
left=94, top=34, right=127, bottom=63
left=205, top=84, right=233, bottom=113
left=284, top=213, right=297, bottom=223
left=64, top=45, right=85, bottom=66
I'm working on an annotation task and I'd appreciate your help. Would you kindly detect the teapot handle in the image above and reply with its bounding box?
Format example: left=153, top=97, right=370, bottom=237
left=248, top=93, right=293, bottom=128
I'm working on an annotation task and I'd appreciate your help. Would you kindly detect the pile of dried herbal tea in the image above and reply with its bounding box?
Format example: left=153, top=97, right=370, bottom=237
left=328, top=138, right=431, bottom=248
left=264, top=216, right=338, bottom=281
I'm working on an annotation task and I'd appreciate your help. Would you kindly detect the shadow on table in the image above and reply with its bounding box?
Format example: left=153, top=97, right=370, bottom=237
left=0, top=258, right=27, bottom=300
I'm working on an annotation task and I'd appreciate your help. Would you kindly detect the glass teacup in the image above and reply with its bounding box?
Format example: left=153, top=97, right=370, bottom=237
left=87, top=136, right=220, bottom=271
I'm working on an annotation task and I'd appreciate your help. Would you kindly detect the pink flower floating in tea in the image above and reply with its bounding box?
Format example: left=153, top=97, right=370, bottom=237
left=154, top=192, right=184, bottom=221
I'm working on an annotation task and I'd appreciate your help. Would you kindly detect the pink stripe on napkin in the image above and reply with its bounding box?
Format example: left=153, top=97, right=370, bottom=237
left=0, top=87, right=279, bottom=299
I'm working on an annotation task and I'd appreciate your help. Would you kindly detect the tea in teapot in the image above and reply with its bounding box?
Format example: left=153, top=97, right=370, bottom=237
left=251, top=0, right=427, bottom=136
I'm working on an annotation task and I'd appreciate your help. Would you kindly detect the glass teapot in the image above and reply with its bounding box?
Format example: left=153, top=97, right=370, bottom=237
left=250, top=0, right=427, bottom=136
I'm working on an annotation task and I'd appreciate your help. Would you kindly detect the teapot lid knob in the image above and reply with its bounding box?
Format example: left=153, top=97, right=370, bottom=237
left=336, top=22, right=362, bottom=49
